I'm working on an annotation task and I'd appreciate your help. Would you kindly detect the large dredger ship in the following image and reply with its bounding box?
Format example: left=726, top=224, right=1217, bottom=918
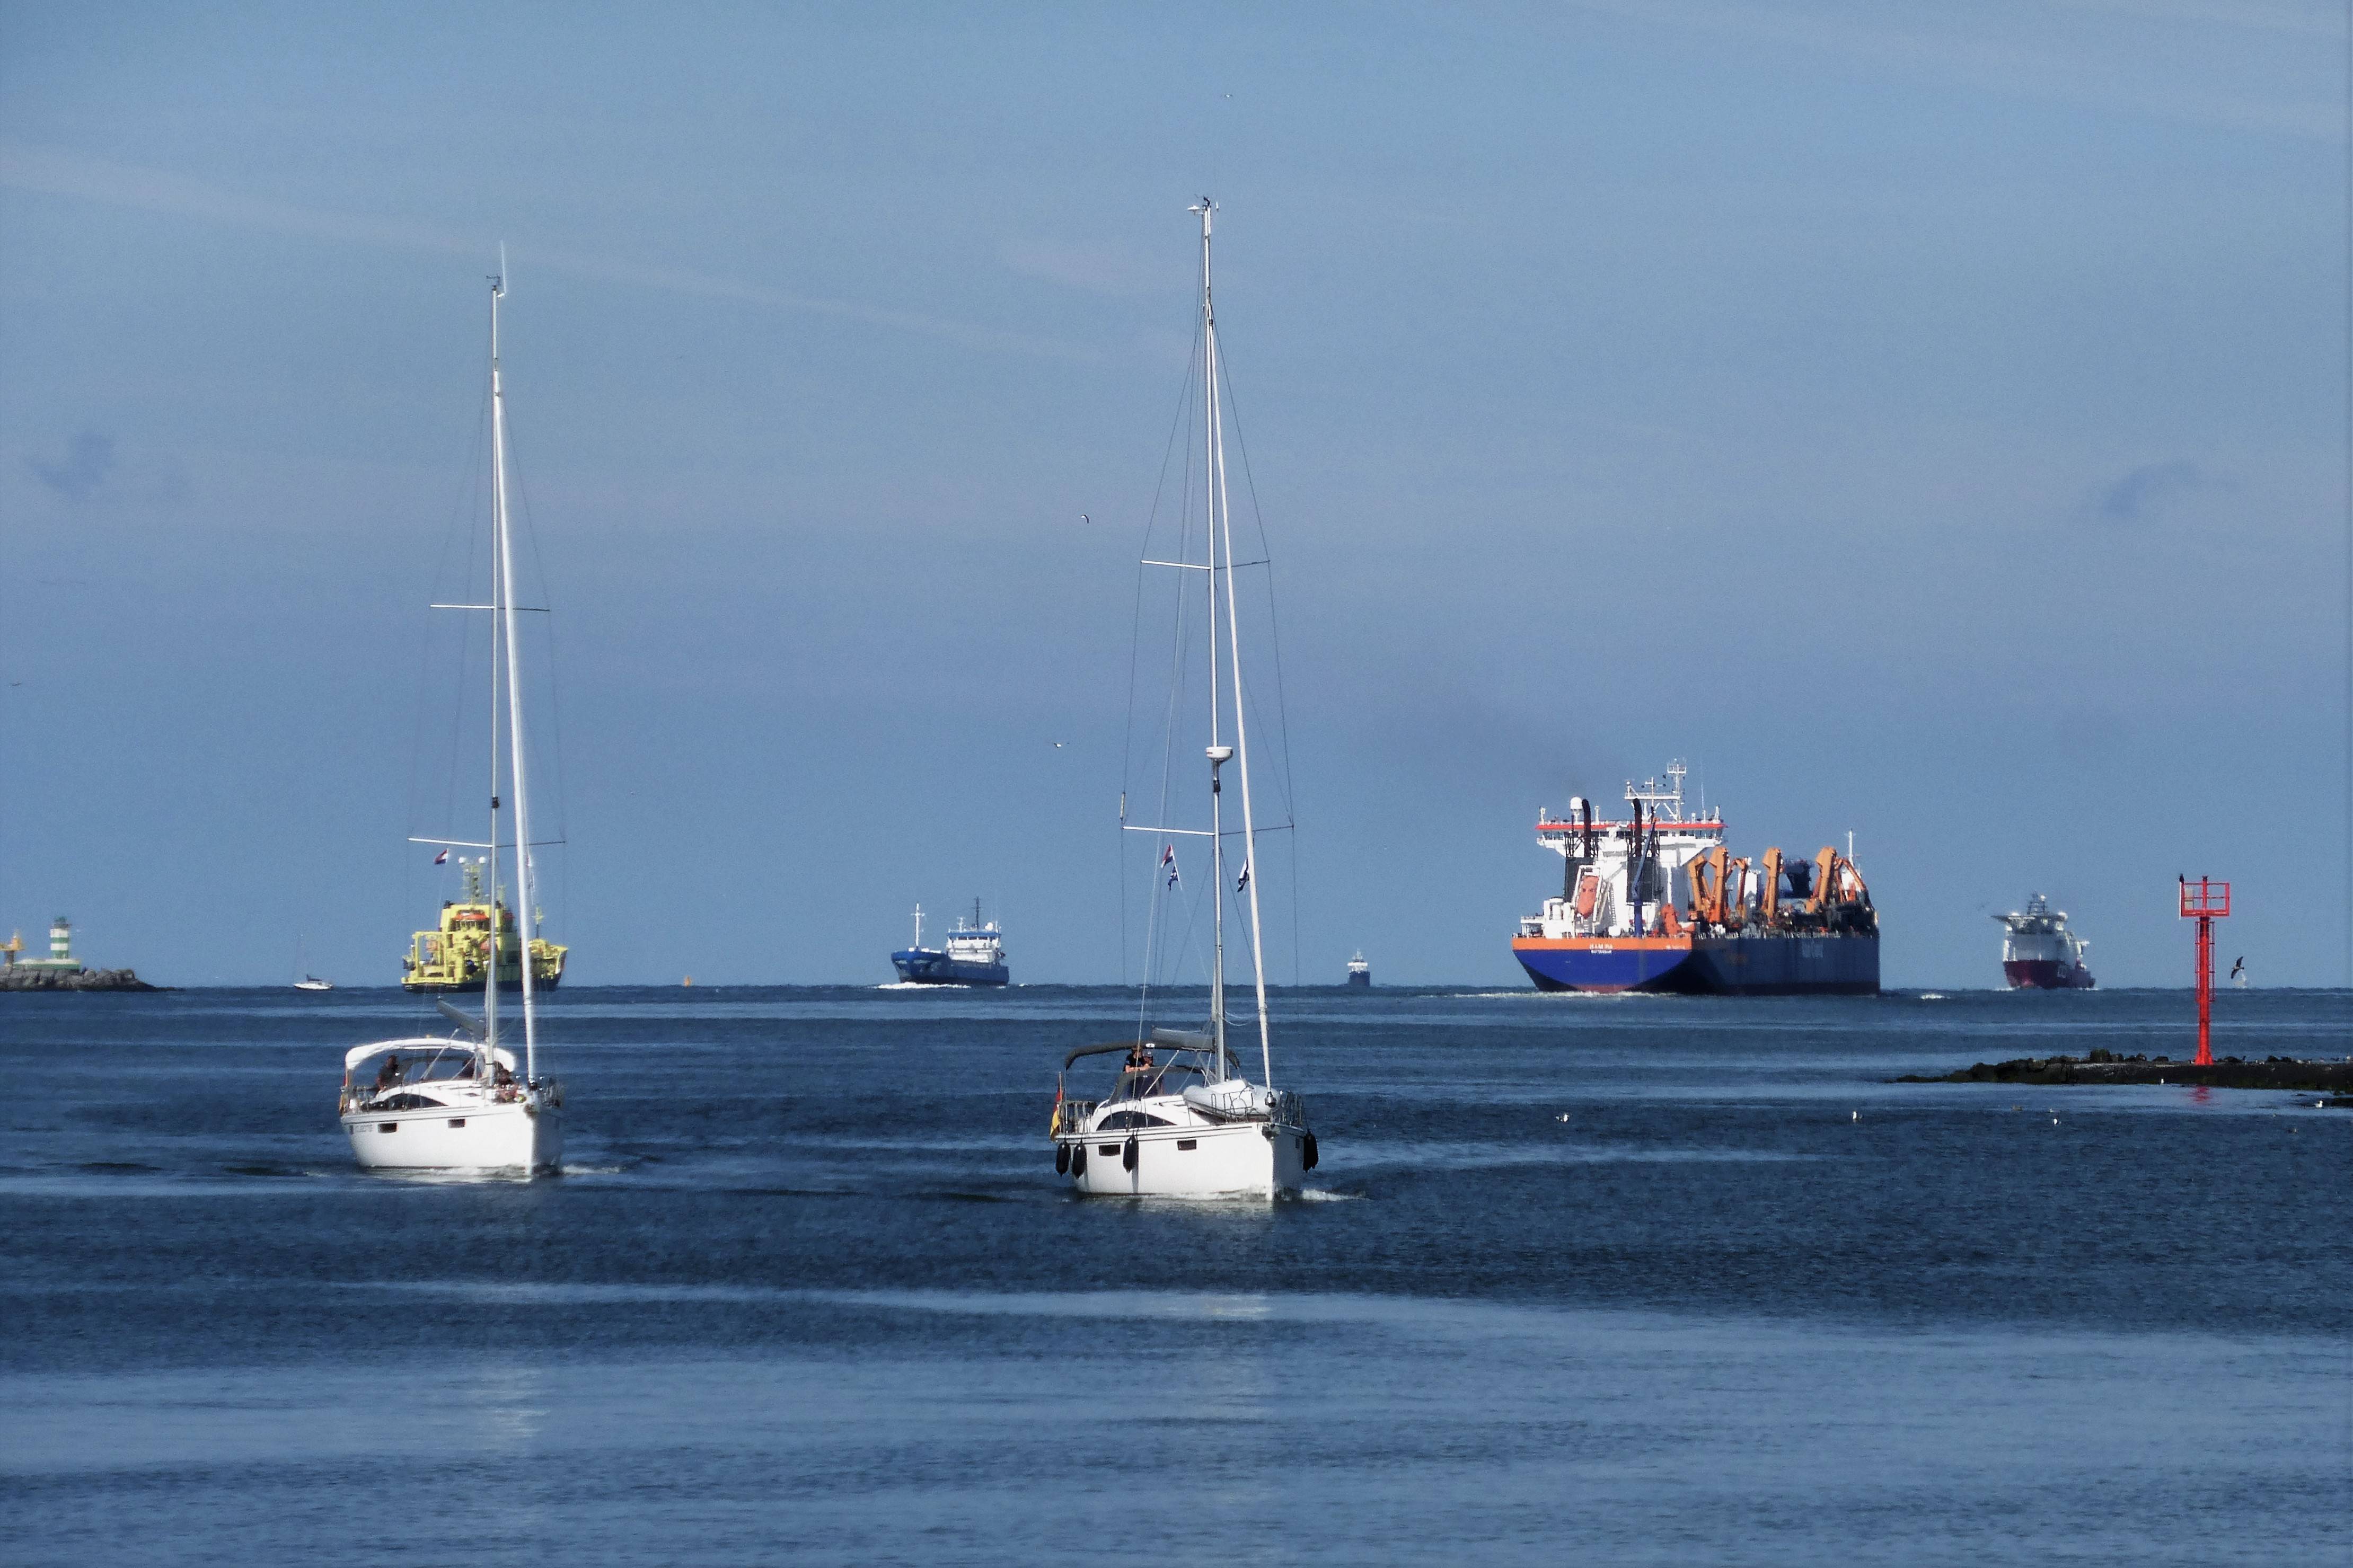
left=1510, top=761, right=1878, bottom=995
left=400, top=860, right=567, bottom=993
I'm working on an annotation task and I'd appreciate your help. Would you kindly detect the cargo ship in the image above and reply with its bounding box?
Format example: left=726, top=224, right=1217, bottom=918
left=892, top=900, right=1009, bottom=986
left=399, top=858, right=567, bottom=993
left=1994, top=894, right=2094, bottom=990
left=1510, top=760, right=1879, bottom=995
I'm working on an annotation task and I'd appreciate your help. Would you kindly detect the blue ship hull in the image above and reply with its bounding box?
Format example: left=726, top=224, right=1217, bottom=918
left=1512, top=934, right=1878, bottom=996
left=891, top=948, right=1009, bottom=987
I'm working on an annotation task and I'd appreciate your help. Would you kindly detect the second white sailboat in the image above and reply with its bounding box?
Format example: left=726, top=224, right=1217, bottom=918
left=339, top=267, right=563, bottom=1173
left=1050, top=199, right=1317, bottom=1199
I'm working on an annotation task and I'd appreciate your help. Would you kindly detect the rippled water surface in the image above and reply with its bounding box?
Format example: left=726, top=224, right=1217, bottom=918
left=2, top=985, right=2346, bottom=1564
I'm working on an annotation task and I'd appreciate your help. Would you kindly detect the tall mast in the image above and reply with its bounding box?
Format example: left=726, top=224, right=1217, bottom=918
left=481, top=280, right=504, bottom=1061
left=1194, top=197, right=1226, bottom=1067
left=1204, top=209, right=1274, bottom=1089
left=488, top=266, right=541, bottom=1082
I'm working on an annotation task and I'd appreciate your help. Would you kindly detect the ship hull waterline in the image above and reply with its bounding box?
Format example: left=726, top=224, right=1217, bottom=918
left=401, top=972, right=565, bottom=994
left=341, top=1100, right=563, bottom=1172
left=2003, top=959, right=2096, bottom=991
left=1512, top=934, right=1880, bottom=996
left=1055, top=1120, right=1306, bottom=1199
left=891, top=950, right=1008, bottom=987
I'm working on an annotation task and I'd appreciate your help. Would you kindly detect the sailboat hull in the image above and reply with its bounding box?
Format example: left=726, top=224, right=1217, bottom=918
left=1057, top=1118, right=1305, bottom=1199
left=342, top=1097, right=562, bottom=1172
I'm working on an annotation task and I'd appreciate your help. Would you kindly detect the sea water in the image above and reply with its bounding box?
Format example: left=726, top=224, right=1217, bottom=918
left=1, top=985, right=2345, bottom=1565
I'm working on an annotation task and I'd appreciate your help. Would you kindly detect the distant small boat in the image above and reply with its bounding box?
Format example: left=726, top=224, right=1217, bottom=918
left=293, top=936, right=333, bottom=991
left=1347, top=951, right=1371, bottom=988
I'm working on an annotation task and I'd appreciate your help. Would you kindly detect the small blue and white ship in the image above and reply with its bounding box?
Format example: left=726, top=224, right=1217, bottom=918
left=892, top=901, right=1009, bottom=987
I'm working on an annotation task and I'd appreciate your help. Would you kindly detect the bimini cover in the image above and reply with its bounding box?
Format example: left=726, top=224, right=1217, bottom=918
left=343, top=1037, right=518, bottom=1073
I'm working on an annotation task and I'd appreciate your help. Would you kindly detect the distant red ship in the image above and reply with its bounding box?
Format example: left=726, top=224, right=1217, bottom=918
left=1995, top=894, right=2095, bottom=989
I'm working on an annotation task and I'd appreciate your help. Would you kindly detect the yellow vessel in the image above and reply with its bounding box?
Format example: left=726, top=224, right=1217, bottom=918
left=400, top=861, right=567, bottom=992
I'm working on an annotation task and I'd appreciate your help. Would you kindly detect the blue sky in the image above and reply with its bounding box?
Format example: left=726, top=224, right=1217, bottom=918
left=0, top=2, right=2341, bottom=986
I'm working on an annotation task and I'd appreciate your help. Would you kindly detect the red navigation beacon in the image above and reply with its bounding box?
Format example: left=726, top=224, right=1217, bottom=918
left=2177, top=878, right=2231, bottom=1067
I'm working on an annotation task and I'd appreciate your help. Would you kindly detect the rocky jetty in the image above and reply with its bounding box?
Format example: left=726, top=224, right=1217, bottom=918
left=1899, top=1051, right=2353, bottom=1093
left=0, top=967, right=160, bottom=992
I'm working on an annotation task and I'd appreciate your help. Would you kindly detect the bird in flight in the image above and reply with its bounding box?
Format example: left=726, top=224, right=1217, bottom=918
left=1080, top=513, right=1091, bottom=524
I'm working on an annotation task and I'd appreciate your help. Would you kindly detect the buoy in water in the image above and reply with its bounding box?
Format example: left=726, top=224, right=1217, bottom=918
left=1055, top=1143, right=1071, bottom=1175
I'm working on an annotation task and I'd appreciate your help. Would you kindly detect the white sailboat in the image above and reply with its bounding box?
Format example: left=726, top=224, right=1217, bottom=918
left=339, top=268, right=563, bottom=1173
left=1050, top=198, right=1317, bottom=1199
left=293, top=935, right=333, bottom=991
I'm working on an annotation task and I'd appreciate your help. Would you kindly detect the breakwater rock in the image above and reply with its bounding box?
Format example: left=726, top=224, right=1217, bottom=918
left=0, top=967, right=160, bottom=993
left=1899, top=1051, right=2353, bottom=1093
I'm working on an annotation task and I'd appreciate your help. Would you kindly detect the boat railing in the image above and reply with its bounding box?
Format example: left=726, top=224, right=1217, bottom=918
left=1052, top=1097, right=1097, bottom=1138
left=1269, top=1089, right=1308, bottom=1130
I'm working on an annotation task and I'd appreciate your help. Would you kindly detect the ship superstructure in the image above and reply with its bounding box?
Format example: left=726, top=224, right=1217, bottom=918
left=1994, top=894, right=2094, bottom=990
left=1511, top=761, right=1879, bottom=994
left=892, top=900, right=1009, bottom=987
left=400, top=858, right=567, bottom=993
left=1346, top=952, right=1371, bottom=988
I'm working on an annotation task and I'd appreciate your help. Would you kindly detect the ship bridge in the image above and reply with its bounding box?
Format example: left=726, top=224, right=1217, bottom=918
left=1536, top=761, right=1724, bottom=873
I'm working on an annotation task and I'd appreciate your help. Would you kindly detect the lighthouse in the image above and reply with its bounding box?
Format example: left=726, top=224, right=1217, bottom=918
left=17, top=917, right=86, bottom=975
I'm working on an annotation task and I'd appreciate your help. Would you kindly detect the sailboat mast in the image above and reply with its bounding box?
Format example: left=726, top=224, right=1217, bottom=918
left=1195, top=197, right=1226, bottom=1066
left=481, top=279, right=504, bottom=1062
left=1205, top=218, right=1274, bottom=1090
left=488, top=266, right=541, bottom=1083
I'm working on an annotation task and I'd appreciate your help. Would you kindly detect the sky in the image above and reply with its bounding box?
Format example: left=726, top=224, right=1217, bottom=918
left=0, top=1, right=2343, bottom=987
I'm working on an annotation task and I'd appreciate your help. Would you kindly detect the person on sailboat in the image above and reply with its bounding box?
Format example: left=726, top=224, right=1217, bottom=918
left=376, top=1053, right=401, bottom=1090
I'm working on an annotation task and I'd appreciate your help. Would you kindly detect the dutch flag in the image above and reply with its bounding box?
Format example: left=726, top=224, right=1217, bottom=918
left=1161, top=844, right=1179, bottom=888
left=434, top=849, right=449, bottom=865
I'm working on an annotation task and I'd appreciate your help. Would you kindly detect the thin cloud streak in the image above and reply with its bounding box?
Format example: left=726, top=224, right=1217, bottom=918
left=0, top=140, right=1103, bottom=365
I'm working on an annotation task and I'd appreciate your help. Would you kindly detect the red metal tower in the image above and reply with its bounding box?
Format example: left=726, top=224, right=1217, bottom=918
left=2178, top=878, right=2231, bottom=1066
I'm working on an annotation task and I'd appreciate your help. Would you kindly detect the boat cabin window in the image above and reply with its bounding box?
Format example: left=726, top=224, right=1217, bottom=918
left=372, top=1092, right=445, bottom=1111
left=1097, top=1110, right=1175, bottom=1130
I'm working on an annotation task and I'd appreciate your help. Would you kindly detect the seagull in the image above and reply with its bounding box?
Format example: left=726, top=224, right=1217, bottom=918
left=1080, top=513, right=1091, bottom=524
left=1053, top=742, right=1065, bottom=749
